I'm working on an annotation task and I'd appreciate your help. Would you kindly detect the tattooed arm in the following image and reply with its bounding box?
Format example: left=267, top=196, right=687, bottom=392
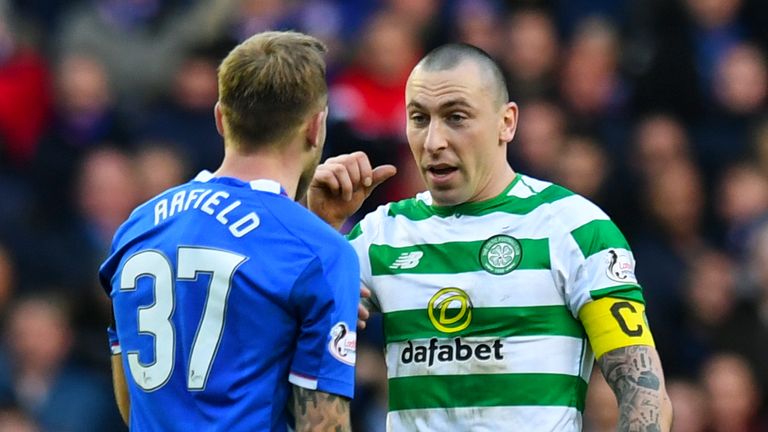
left=597, top=345, right=673, bottom=432
left=291, top=385, right=352, bottom=432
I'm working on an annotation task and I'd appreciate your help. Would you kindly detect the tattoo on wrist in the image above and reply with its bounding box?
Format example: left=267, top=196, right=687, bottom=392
left=292, top=386, right=351, bottom=432
left=598, top=346, right=663, bottom=432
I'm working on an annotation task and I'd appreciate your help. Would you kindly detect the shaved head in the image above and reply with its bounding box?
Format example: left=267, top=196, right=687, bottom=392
left=414, top=43, right=509, bottom=106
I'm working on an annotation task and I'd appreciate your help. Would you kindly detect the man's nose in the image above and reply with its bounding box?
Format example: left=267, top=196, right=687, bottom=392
left=424, top=120, right=447, bottom=153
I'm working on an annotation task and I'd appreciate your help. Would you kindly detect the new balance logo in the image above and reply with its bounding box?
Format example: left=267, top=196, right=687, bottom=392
left=390, top=251, right=424, bottom=269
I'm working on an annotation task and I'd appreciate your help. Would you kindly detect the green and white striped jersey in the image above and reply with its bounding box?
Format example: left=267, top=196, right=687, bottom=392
left=347, top=174, right=644, bottom=431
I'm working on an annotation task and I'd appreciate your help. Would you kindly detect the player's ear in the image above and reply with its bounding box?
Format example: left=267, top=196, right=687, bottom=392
left=499, top=102, right=518, bottom=144
left=214, top=102, right=225, bottom=137
left=306, top=106, right=328, bottom=150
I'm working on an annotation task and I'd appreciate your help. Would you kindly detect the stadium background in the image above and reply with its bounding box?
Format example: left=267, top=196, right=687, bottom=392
left=1, top=0, right=768, bottom=430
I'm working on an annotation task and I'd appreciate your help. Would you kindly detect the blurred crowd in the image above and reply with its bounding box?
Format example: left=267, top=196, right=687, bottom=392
left=1, top=0, right=768, bottom=431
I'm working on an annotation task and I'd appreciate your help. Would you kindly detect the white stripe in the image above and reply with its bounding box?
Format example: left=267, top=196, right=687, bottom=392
left=508, top=178, right=538, bottom=198
left=550, top=195, right=610, bottom=233
left=387, top=406, right=582, bottom=432
left=193, top=170, right=214, bottom=182
left=249, top=179, right=283, bottom=194
left=191, top=171, right=284, bottom=195
left=350, top=236, right=375, bottom=300
left=377, top=194, right=608, bottom=247
left=385, top=335, right=585, bottom=378
left=415, top=191, right=432, bottom=205
left=288, top=373, right=317, bottom=390
left=374, top=270, right=563, bottom=312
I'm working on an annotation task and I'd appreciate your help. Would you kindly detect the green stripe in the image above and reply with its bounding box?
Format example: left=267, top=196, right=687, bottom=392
left=383, top=305, right=585, bottom=343
left=388, top=199, right=433, bottom=221
left=529, top=183, right=575, bottom=206
left=590, top=284, right=645, bottom=304
left=370, top=238, right=549, bottom=276
left=345, top=223, right=363, bottom=241
left=387, top=183, right=574, bottom=221
left=388, top=373, right=588, bottom=412
left=490, top=184, right=573, bottom=215
left=570, top=219, right=629, bottom=258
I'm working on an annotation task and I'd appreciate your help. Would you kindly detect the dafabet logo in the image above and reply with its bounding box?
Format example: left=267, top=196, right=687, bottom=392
left=399, top=287, right=504, bottom=367
left=427, top=287, right=473, bottom=333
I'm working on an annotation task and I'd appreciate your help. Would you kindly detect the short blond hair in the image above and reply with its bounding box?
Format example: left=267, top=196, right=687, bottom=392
left=218, top=31, right=327, bottom=149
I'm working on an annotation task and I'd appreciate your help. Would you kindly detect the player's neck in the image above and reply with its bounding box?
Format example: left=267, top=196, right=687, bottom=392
left=212, top=145, right=303, bottom=199
left=471, top=165, right=517, bottom=203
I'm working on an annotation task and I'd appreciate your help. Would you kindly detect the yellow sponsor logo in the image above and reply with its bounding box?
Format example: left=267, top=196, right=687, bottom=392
left=427, top=287, right=473, bottom=333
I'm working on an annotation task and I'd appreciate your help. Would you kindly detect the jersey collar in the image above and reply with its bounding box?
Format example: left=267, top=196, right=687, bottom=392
left=193, top=170, right=288, bottom=196
left=429, top=174, right=521, bottom=217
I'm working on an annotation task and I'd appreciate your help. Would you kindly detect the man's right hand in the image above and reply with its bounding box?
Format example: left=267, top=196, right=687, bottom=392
left=308, top=152, right=396, bottom=229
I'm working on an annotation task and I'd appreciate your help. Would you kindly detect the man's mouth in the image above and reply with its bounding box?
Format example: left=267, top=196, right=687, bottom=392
left=427, top=164, right=458, bottom=176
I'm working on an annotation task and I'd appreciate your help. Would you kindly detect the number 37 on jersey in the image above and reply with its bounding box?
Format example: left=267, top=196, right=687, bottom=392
left=118, top=247, right=246, bottom=392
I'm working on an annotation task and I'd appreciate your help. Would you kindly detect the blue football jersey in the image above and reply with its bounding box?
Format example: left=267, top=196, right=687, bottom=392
left=99, top=171, right=359, bottom=432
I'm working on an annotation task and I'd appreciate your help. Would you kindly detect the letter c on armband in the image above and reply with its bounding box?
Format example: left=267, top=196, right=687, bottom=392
left=610, top=301, right=644, bottom=337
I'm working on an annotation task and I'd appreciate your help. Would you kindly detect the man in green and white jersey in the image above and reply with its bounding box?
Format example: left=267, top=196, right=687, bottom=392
left=309, top=43, right=673, bottom=431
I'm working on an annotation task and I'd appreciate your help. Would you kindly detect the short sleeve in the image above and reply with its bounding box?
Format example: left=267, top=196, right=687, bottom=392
left=567, top=218, right=644, bottom=315
left=346, top=211, right=381, bottom=311
left=288, top=240, right=360, bottom=398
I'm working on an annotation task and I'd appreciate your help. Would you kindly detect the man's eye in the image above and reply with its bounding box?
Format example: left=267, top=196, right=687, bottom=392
left=448, top=113, right=466, bottom=123
left=410, top=114, right=428, bottom=125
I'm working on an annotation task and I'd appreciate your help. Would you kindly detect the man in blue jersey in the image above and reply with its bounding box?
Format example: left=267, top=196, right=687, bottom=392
left=99, top=31, right=359, bottom=431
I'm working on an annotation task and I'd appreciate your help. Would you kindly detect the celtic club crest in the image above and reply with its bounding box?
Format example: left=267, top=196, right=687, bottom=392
left=479, top=235, right=522, bottom=275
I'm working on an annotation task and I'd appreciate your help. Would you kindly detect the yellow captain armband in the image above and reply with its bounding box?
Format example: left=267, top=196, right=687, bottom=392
left=579, top=297, right=655, bottom=359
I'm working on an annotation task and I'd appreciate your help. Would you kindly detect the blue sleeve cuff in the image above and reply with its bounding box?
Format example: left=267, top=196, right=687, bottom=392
left=107, top=326, right=121, bottom=355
